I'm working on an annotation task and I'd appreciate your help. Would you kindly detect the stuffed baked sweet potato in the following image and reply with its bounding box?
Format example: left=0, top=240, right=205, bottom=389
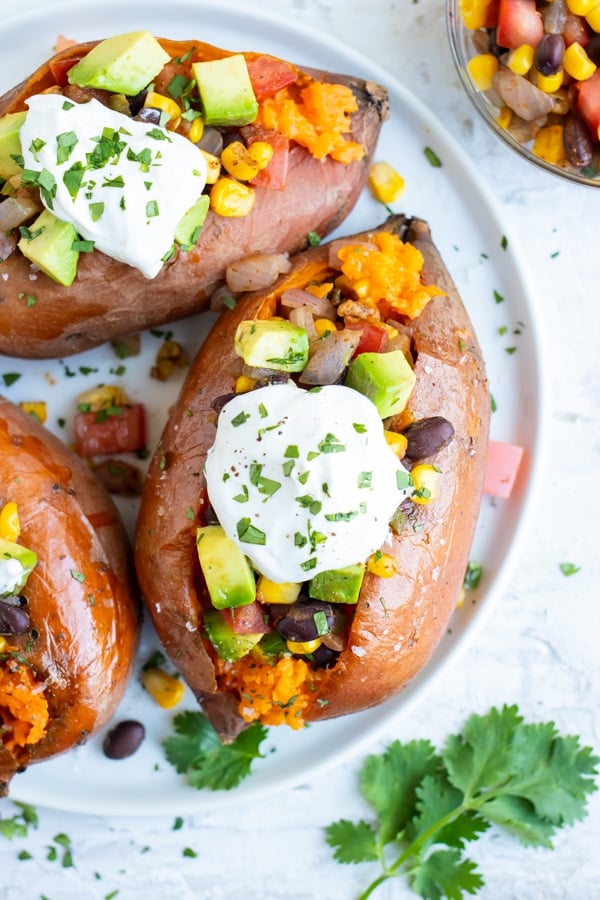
left=0, top=397, right=141, bottom=795
left=134, top=214, right=490, bottom=741
left=0, top=31, right=389, bottom=359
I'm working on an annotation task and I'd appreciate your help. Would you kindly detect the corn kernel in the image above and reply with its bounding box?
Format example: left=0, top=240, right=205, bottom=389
left=0, top=502, right=20, bottom=542
left=247, top=141, right=274, bottom=170
left=567, top=0, right=595, bottom=12
left=368, top=161, right=405, bottom=204
left=351, top=278, right=370, bottom=299
left=384, top=430, right=408, bottom=458
left=142, top=667, right=185, bottom=709
left=532, top=124, right=566, bottom=165
left=257, top=575, right=301, bottom=605
left=563, top=42, right=597, bottom=80
left=410, top=464, right=440, bottom=505
left=496, top=105, right=513, bottom=129
left=286, top=637, right=322, bottom=655
left=235, top=375, right=256, bottom=393
left=459, top=0, right=494, bottom=29
left=367, top=551, right=398, bottom=578
left=467, top=53, right=500, bottom=90
left=199, top=149, right=221, bottom=184
left=587, top=3, right=600, bottom=30
left=220, top=141, right=261, bottom=181
left=76, top=384, right=128, bottom=411
left=0, top=636, right=6, bottom=653
left=507, top=45, right=535, bottom=76
left=19, top=401, right=47, bottom=424
left=536, top=69, right=564, bottom=93
left=210, top=177, right=256, bottom=217
left=188, top=116, right=205, bottom=144
left=314, top=318, right=335, bottom=337
left=456, top=588, right=466, bottom=609
left=144, top=91, right=181, bottom=122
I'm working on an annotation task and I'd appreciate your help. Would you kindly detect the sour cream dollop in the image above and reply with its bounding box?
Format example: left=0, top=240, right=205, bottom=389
left=205, top=382, right=410, bottom=583
left=20, top=94, right=208, bottom=278
left=0, top=556, right=26, bottom=596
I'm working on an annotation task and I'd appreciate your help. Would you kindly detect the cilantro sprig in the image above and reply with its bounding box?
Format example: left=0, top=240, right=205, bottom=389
left=0, top=802, right=38, bottom=840
left=163, top=710, right=268, bottom=790
left=325, top=705, right=599, bottom=899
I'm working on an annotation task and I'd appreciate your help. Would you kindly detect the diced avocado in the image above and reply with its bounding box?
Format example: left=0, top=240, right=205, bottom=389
left=0, top=111, right=26, bottom=180
left=203, top=609, right=263, bottom=662
left=174, top=195, right=209, bottom=249
left=196, top=525, right=256, bottom=610
left=18, top=210, right=79, bottom=287
left=67, top=31, right=170, bottom=95
left=309, top=563, right=366, bottom=605
left=192, top=54, right=258, bottom=127
left=234, top=319, right=309, bottom=372
left=0, top=537, right=37, bottom=597
left=345, top=350, right=416, bottom=418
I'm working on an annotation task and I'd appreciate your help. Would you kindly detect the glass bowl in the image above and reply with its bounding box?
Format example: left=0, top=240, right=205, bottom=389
left=446, top=0, right=600, bottom=187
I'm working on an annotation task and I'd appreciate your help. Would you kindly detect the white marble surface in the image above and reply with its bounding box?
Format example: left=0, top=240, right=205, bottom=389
left=1, top=0, right=599, bottom=897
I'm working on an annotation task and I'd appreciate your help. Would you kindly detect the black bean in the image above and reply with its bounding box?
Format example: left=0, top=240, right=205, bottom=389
left=401, top=417, right=455, bottom=460
left=535, top=34, right=565, bottom=77
left=0, top=599, right=30, bottom=635
left=275, top=600, right=335, bottom=643
left=128, top=90, right=147, bottom=117
left=585, top=34, right=600, bottom=67
left=309, top=644, right=340, bottom=669
left=564, top=115, right=594, bottom=169
left=103, top=720, right=145, bottom=760
left=134, top=107, right=161, bottom=125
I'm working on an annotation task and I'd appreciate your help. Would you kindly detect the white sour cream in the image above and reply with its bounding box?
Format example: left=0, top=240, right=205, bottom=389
left=0, top=556, right=26, bottom=596
left=205, top=382, right=410, bottom=583
left=20, top=94, right=208, bottom=278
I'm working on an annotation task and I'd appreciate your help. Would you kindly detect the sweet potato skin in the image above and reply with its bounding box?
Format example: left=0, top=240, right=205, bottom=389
left=0, top=38, right=389, bottom=360
left=134, top=215, right=490, bottom=739
left=0, top=397, right=141, bottom=795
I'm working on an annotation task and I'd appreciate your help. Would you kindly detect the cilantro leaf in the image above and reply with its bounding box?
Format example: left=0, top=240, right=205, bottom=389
left=324, top=705, right=599, bottom=899
left=411, top=848, right=483, bottom=900
left=163, top=710, right=267, bottom=790
left=325, top=819, right=379, bottom=864
left=0, top=802, right=38, bottom=840
left=360, top=739, right=439, bottom=845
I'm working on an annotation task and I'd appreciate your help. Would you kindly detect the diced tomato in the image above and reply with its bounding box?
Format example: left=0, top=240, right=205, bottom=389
left=220, top=602, right=272, bottom=635
left=48, top=56, right=80, bottom=87
left=346, top=322, right=389, bottom=356
left=73, top=403, right=146, bottom=457
left=248, top=133, right=290, bottom=190
left=246, top=56, right=298, bottom=101
left=575, top=69, right=600, bottom=137
left=483, top=440, right=524, bottom=498
left=483, top=0, right=501, bottom=28
left=496, top=0, right=544, bottom=50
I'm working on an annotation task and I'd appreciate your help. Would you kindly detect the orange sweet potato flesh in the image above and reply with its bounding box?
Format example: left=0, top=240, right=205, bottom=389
left=134, top=214, right=490, bottom=741
left=0, top=38, right=389, bottom=359
left=0, top=398, right=141, bottom=795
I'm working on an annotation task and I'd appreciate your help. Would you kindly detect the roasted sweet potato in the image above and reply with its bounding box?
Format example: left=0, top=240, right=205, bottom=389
left=0, top=397, right=141, bottom=795
left=134, top=215, right=490, bottom=741
left=0, top=34, right=389, bottom=359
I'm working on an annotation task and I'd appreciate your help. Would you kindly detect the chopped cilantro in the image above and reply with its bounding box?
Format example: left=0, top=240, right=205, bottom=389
left=559, top=562, right=581, bottom=576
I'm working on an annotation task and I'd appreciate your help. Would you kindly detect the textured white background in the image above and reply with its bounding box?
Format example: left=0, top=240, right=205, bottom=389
left=1, top=0, right=600, bottom=897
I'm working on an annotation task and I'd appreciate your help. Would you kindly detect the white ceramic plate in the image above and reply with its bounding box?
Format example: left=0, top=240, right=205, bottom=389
left=1, top=0, right=547, bottom=816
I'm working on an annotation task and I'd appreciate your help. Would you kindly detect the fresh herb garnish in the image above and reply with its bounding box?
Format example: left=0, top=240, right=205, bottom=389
left=0, top=802, right=38, bottom=839
left=325, top=705, right=598, bottom=899
left=236, top=518, right=266, bottom=545
left=163, top=710, right=267, bottom=789
left=559, top=562, right=581, bottom=576
left=423, top=146, right=442, bottom=167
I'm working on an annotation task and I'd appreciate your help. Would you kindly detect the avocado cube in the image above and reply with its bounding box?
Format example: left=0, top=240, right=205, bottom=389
left=345, top=350, right=416, bottom=418
left=234, top=319, right=309, bottom=372
left=68, top=31, right=170, bottom=95
left=18, top=210, right=79, bottom=287
left=174, top=195, right=209, bottom=249
left=0, top=537, right=37, bottom=596
left=203, top=609, right=263, bottom=662
left=309, top=563, right=366, bottom=605
left=196, top=525, right=256, bottom=610
left=192, top=54, right=258, bottom=127
left=0, top=111, right=26, bottom=180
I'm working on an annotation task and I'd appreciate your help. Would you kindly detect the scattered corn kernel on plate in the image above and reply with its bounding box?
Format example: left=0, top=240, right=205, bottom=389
left=1, top=0, right=547, bottom=815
